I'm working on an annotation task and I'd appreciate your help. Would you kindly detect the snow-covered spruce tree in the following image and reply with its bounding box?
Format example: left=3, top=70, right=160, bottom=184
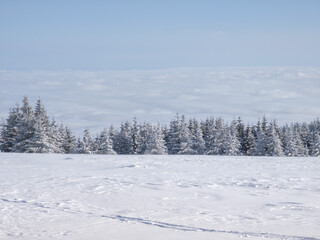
left=62, top=126, right=77, bottom=153
left=136, top=122, right=151, bottom=154
left=97, top=128, right=116, bottom=154
left=24, top=99, right=59, bottom=153
left=223, top=122, right=241, bottom=156
left=207, top=118, right=225, bottom=155
left=189, top=118, right=206, bottom=154
left=114, top=121, right=134, bottom=154
left=162, top=124, right=169, bottom=149
left=283, top=126, right=308, bottom=157
left=299, top=122, right=312, bottom=155
left=261, top=115, right=268, bottom=134
left=178, top=115, right=193, bottom=154
left=0, top=104, right=21, bottom=152
left=265, top=123, right=284, bottom=156
left=167, top=114, right=181, bottom=154
left=253, top=124, right=267, bottom=156
left=25, top=117, right=54, bottom=153
left=201, top=117, right=215, bottom=153
left=48, top=118, right=65, bottom=153
left=311, top=131, right=320, bottom=156
left=131, top=117, right=140, bottom=154
left=145, top=124, right=167, bottom=154
left=244, top=124, right=255, bottom=156
left=75, top=129, right=93, bottom=154
left=236, top=117, right=246, bottom=155
left=108, top=125, right=118, bottom=153
left=12, top=96, right=36, bottom=152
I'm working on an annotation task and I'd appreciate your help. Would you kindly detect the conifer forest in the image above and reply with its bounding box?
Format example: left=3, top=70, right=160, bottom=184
left=1, top=97, right=319, bottom=156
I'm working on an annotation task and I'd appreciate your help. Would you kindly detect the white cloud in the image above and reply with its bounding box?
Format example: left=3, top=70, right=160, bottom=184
left=0, top=67, right=319, bottom=135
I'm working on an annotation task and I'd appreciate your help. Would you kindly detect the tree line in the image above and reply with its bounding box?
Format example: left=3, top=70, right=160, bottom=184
left=1, top=97, right=319, bottom=156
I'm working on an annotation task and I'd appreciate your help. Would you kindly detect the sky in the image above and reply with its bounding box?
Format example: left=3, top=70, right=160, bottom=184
left=1, top=0, right=320, bottom=70
left=0, top=1, right=320, bottom=135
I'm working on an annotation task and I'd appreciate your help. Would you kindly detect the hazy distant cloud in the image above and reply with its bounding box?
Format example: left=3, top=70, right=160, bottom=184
left=1, top=67, right=319, bottom=135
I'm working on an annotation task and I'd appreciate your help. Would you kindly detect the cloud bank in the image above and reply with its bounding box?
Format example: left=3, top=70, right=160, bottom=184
left=1, top=67, right=319, bottom=135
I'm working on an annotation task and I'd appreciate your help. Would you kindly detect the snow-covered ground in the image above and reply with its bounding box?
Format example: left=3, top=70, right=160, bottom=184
left=0, top=153, right=319, bottom=240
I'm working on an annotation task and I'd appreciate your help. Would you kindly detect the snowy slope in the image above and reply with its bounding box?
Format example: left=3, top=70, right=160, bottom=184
left=0, top=153, right=319, bottom=240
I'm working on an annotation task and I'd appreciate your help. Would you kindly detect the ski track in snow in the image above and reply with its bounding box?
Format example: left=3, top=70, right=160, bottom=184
left=0, top=153, right=319, bottom=240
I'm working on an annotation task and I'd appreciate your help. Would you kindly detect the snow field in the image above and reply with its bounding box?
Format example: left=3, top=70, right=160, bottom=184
left=0, top=153, right=319, bottom=240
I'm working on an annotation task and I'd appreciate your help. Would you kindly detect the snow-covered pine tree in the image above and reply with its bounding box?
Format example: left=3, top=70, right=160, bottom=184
left=189, top=119, right=205, bottom=154
left=136, top=122, right=150, bottom=154
left=33, top=99, right=62, bottom=153
left=97, top=128, right=116, bottom=154
left=265, top=123, right=284, bottom=156
left=283, top=126, right=308, bottom=157
left=115, top=121, right=134, bottom=154
left=167, top=114, right=181, bottom=154
left=131, top=117, right=140, bottom=154
left=12, top=96, right=36, bottom=152
left=223, top=122, right=241, bottom=155
left=108, top=125, right=118, bottom=152
left=178, top=115, right=193, bottom=154
left=0, top=104, right=21, bottom=152
left=49, top=119, right=65, bottom=153
left=299, top=122, right=312, bottom=155
left=261, top=115, right=268, bottom=134
left=254, top=124, right=267, bottom=156
left=75, top=129, right=93, bottom=154
left=145, top=124, right=167, bottom=154
left=201, top=117, right=215, bottom=153
left=162, top=124, right=169, bottom=149
left=25, top=117, right=54, bottom=153
left=244, top=124, right=255, bottom=156
left=311, top=131, right=320, bottom=156
left=207, top=118, right=225, bottom=155
left=236, top=117, right=246, bottom=154
left=62, top=126, right=77, bottom=153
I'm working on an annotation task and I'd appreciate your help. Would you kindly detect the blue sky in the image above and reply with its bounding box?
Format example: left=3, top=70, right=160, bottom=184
left=1, top=0, right=320, bottom=70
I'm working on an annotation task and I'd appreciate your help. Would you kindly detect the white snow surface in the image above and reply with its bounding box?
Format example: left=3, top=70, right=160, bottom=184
left=0, top=153, right=319, bottom=240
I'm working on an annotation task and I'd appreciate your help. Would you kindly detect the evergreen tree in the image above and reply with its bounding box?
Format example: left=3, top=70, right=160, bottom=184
left=283, top=126, right=308, bottom=157
left=265, top=123, right=284, bottom=156
left=25, top=117, right=54, bottom=153
left=189, top=119, right=206, bottom=154
left=145, top=124, right=167, bottom=154
left=49, top=119, right=64, bottom=153
left=254, top=124, right=266, bottom=156
left=115, top=121, right=133, bottom=154
left=131, top=117, right=140, bottom=154
left=311, top=132, right=320, bottom=156
left=223, top=122, right=240, bottom=155
left=299, top=122, right=312, bottom=155
left=0, top=105, right=21, bottom=152
left=201, top=117, right=215, bottom=153
left=167, top=114, right=181, bottom=154
left=137, top=122, right=151, bottom=154
left=244, top=124, right=255, bottom=156
left=108, top=125, right=118, bottom=152
left=62, top=127, right=77, bottom=153
left=75, top=129, right=93, bottom=154
left=236, top=117, right=246, bottom=154
left=97, top=128, right=116, bottom=154
left=12, top=96, right=36, bottom=152
left=261, top=115, right=268, bottom=134
left=208, top=118, right=225, bottom=155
